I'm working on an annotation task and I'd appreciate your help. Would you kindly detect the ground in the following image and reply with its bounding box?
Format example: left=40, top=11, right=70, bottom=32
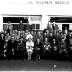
left=0, top=59, right=72, bottom=71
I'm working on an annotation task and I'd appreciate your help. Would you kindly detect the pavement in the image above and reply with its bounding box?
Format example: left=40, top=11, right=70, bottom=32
left=0, top=59, right=72, bottom=71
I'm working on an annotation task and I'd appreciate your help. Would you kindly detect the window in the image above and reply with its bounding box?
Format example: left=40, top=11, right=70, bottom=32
left=31, top=24, right=40, bottom=32
left=36, top=24, right=40, bottom=29
left=31, top=24, right=35, bottom=29
left=3, top=17, right=28, bottom=23
left=3, top=16, right=41, bottom=31
left=3, top=17, right=29, bottom=30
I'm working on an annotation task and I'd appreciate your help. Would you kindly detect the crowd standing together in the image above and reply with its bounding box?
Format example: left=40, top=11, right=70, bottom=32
left=0, top=22, right=72, bottom=61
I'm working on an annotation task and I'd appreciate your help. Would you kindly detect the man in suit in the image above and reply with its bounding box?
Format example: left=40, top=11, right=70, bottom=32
left=49, top=32, right=54, bottom=44
left=67, top=38, right=72, bottom=60
left=17, top=38, right=26, bottom=59
left=6, top=22, right=13, bottom=35
left=52, top=22, right=59, bottom=30
left=47, top=22, right=53, bottom=33
left=31, top=31, right=37, bottom=42
left=55, top=31, right=61, bottom=43
left=52, top=22, right=59, bottom=34
left=36, top=31, right=43, bottom=42
left=43, top=37, right=51, bottom=59
left=51, top=38, right=58, bottom=60
left=6, top=37, right=18, bottom=59
left=58, top=38, right=68, bottom=60
left=19, top=20, right=24, bottom=31
left=43, top=32, right=48, bottom=42
left=24, top=21, right=32, bottom=31
left=35, top=38, right=43, bottom=60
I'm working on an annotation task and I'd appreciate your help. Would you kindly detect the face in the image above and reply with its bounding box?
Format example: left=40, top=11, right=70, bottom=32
left=1, top=34, right=4, bottom=37
left=38, top=31, right=40, bottom=35
left=26, top=30, right=28, bottom=33
left=20, top=34, right=23, bottom=37
left=13, top=33, right=15, bottom=36
left=44, top=32, right=47, bottom=36
left=12, top=37, right=14, bottom=41
left=62, top=39, right=65, bottom=42
left=18, top=31, right=21, bottom=34
left=20, top=20, right=23, bottom=23
left=46, top=30, right=49, bottom=34
left=15, top=30, right=17, bottom=32
left=21, top=38, right=23, bottom=41
left=45, top=38, right=48, bottom=42
left=37, top=39, right=40, bottom=43
left=70, top=32, right=72, bottom=35
left=50, top=32, right=52, bottom=36
left=4, top=31, right=7, bottom=34
left=8, top=21, right=10, bottom=25
left=31, top=31, right=34, bottom=34
left=53, top=39, right=55, bottom=42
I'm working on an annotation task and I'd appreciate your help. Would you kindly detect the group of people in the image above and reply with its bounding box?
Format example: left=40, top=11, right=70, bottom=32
left=0, top=21, right=72, bottom=61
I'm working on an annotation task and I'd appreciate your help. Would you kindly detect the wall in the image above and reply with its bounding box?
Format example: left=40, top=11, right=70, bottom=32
left=0, top=0, right=72, bottom=31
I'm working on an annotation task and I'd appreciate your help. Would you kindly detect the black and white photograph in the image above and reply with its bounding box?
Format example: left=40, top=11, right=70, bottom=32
left=0, top=0, right=72, bottom=71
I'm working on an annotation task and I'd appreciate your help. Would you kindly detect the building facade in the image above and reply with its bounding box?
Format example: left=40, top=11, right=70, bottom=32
left=0, top=0, right=71, bottom=31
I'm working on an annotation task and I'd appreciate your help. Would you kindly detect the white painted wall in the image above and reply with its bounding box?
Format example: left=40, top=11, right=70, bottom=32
left=0, top=0, right=72, bottom=31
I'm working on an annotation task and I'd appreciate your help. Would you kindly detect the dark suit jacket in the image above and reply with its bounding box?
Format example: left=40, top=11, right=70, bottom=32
left=18, top=23, right=24, bottom=31
left=35, top=42, right=43, bottom=50
left=52, top=24, right=59, bottom=30
left=24, top=24, right=32, bottom=31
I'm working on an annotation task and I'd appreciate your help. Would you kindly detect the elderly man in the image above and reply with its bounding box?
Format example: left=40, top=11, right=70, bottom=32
left=35, top=38, right=43, bottom=60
